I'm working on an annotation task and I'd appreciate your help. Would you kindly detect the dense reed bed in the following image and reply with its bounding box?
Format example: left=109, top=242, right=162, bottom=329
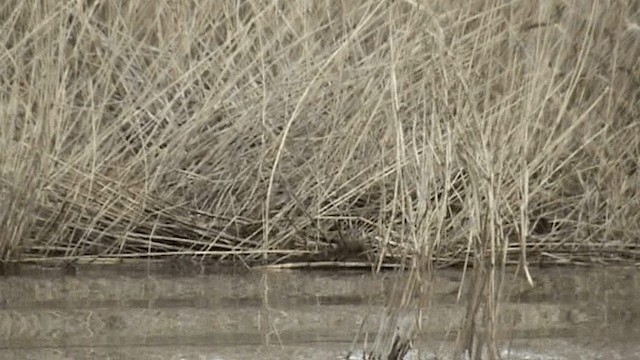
left=1, top=1, right=638, bottom=358
left=1, top=1, right=638, bottom=267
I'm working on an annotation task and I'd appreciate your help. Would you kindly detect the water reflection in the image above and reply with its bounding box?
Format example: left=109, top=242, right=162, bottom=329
left=0, top=263, right=637, bottom=359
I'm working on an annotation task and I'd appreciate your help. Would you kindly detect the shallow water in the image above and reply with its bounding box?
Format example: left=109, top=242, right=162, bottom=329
left=0, top=263, right=638, bottom=359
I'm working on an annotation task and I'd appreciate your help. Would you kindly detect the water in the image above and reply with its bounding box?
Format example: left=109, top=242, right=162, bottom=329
left=0, top=263, right=637, bottom=359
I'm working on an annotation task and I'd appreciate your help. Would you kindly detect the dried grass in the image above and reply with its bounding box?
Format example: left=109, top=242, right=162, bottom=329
left=1, top=1, right=639, bottom=358
left=2, top=0, right=637, bottom=266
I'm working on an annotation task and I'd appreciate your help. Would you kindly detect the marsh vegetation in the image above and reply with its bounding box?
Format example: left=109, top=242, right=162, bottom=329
left=1, top=1, right=638, bottom=358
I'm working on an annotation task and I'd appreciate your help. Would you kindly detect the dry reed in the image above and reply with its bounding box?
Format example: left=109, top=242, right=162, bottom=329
left=2, top=0, right=638, bottom=268
left=1, top=1, right=639, bottom=358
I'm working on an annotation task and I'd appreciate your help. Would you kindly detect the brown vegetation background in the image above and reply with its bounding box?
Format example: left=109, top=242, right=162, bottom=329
left=1, top=0, right=639, bottom=266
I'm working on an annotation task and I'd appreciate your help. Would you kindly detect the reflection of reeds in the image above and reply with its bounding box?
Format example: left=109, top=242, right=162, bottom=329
left=346, top=272, right=421, bottom=360
left=368, top=309, right=417, bottom=360
left=453, top=261, right=502, bottom=360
